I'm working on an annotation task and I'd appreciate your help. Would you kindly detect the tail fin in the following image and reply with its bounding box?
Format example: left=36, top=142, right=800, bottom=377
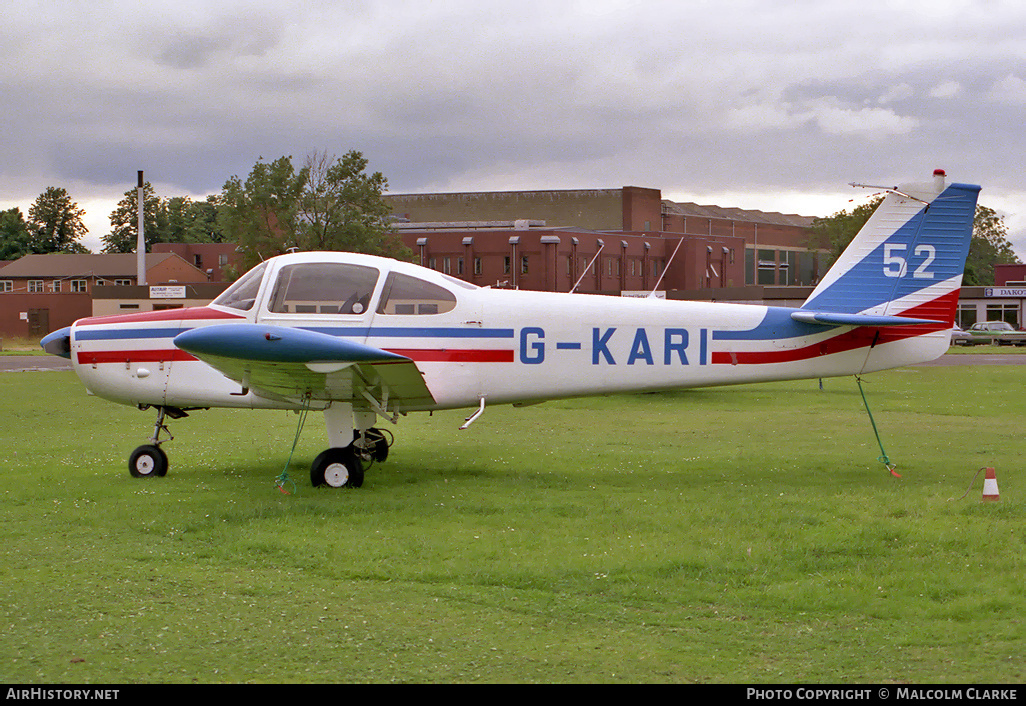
left=801, top=170, right=979, bottom=327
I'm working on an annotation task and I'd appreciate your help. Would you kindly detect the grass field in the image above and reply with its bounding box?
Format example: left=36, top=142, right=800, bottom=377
left=1, top=367, right=1023, bottom=684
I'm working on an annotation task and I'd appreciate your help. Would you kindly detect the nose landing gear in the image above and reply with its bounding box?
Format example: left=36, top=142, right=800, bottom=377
left=128, top=406, right=191, bottom=479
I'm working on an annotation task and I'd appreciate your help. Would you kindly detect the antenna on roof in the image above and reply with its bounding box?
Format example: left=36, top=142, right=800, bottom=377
left=570, top=240, right=605, bottom=293
left=137, top=171, right=146, bottom=286
left=648, top=236, right=684, bottom=297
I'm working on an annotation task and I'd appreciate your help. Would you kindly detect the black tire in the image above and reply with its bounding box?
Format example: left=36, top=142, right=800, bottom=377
left=129, top=444, right=168, bottom=478
left=311, top=447, right=364, bottom=489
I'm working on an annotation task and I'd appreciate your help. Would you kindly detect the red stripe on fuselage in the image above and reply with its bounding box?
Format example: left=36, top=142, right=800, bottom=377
left=711, top=290, right=959, bottom=365
left=76, top=307, right=244, bottom=327
left=76, top=349, right=198, bottom=365
left=384, top=348, right=515, bottom=363
left=75, top=347, right=511, bottom=365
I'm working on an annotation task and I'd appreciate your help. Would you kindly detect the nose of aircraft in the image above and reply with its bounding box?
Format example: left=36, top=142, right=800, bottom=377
left=40, top=326, right=72, bottom=359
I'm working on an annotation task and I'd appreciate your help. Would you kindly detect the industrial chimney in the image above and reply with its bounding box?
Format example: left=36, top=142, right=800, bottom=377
left=137, top=171, right=146, bottom=286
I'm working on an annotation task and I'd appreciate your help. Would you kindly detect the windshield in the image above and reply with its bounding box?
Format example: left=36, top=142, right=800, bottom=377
left=213, top=262, right=266, bottom=311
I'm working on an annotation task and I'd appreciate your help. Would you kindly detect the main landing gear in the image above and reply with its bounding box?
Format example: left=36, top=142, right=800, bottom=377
left=309, top=405, right=393, bottom=489
left=310, top=427, right=392, bottom=489
left=128, top=406, right=191, bottom=478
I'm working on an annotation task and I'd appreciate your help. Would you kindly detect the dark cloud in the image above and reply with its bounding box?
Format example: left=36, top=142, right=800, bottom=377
left=2, top=0, right=1024, bottom=252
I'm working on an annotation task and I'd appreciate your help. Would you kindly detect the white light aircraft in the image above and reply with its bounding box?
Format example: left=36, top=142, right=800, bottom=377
left=42, top=171, right=979, bottom=488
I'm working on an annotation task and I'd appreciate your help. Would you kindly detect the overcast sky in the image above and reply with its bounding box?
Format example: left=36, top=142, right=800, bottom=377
left=3, top=0, right=1024, bottom=255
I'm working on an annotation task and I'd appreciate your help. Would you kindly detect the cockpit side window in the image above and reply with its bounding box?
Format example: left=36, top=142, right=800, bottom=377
left=376, top=272, right=457, bottom=315
left=213, top=262, right=267, bottom=311
left=267, top=263, right=379, bottom=315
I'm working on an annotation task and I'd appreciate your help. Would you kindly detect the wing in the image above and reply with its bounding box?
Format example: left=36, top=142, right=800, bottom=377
left=173, top=323, right=436, bottom=411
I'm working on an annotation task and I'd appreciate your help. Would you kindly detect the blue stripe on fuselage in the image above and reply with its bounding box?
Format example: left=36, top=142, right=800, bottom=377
left=302, top=327, right=514, bottom=338
left=75, top=327, right=189, bottom=340
left=712, top=308, right=834, bottom=341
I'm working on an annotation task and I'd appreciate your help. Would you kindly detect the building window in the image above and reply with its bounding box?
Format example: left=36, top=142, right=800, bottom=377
left=71, top=280, right=87, bottom=293
left=474, top=257, right=482, bottom=275
left=957, top=304, right=978, bottom=328
left=0, top=280, right=12, bottom=292
left=799, top=251, right=815, bottom=286
left=50, top=280, right=61, bottom=292
left=503, top=256, right=511, bottom=274
left=28, top=280, right=43, bottom=293
left=986, top=303, right=1019, bottom=328
left=457, top=257, right=464, bottom=275
left=757, top=249, right=777, bottom=285
left=219, top=254, right=228, bottom=266
left=521, top=256, right=529, bottom=274
left=443, top=257, right=451, bottom=275
left=115, top=279, right=133, bottom=286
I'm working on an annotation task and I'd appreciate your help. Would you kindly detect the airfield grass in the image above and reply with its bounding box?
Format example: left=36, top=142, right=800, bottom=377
left=1, top=367, right=1024, bottom=684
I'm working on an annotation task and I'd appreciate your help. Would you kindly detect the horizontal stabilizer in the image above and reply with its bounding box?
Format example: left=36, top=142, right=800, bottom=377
left=173, top=324, right=410, bottom=364
left=790, top=311, right=946, bottom=327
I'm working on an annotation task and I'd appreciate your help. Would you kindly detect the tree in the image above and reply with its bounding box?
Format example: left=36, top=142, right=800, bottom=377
left=102, top=181, right=167, bottom=253
left=217, top=156, right=308, bottom=271
left=297, top=150, right=411, bottom=260
left=963, top=205, right=1019, bottom=286
left=103, top=185, right=226, bottom=253
left=218, top=150, right=409, bottom=273
left=166, top=195, right=223, bottom=244
left=27, top=187, right=89, bottom=253
left=0, top=207, right=33, bottom=260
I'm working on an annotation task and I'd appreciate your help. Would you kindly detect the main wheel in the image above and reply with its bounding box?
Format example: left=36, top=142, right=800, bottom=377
left=311, top=447, right=364, bottom=488
left=129, top=444, right=168, bottom=478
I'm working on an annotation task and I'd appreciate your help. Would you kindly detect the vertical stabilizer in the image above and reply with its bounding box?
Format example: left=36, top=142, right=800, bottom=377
left=801, top=170, right=979, bottom=327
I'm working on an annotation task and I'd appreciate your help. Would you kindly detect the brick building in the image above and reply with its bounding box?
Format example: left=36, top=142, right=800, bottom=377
left=150, top=242, right=241, bottom=282
left=0, top=252, right=208, bottom=339
left=385, top=186, right=821, bottom=294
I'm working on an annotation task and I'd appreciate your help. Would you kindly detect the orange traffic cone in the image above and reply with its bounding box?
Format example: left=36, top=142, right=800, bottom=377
left=982, top=467, right=1000, bottom=502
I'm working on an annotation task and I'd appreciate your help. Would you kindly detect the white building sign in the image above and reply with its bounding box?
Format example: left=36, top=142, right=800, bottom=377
left=149, top=286, right=187, bottom=299
left=984, top=288, right=1026, bottom=298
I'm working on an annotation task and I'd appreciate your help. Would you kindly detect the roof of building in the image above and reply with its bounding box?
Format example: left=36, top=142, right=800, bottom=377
left=0, top=252, right=191, bottom=278
left=661, top=200, right=815, bottom=228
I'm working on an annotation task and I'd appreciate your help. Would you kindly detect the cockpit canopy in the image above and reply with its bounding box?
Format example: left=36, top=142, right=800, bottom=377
left=212, top=255, right=475, bottom=317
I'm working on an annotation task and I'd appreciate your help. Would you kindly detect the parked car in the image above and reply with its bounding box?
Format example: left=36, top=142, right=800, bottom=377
left=964, top=321, right=1026, bottom=346
left=950, top=325, right=973, bottom=346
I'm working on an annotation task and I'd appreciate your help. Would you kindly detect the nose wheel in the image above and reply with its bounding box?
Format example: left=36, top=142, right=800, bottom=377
left=127, top=406, right=190, bottom=479
left=129, top=444, right=168, bottom=478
